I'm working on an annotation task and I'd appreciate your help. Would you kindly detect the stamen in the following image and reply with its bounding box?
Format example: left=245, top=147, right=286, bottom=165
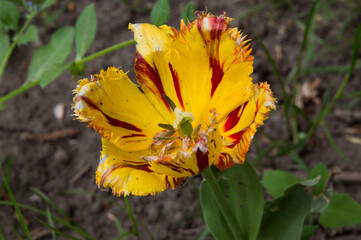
left=162, top=94, right=176, bottom=111
left=192, top=124, right=201, bottom=138
left=158, top=123, right=174, bottom=130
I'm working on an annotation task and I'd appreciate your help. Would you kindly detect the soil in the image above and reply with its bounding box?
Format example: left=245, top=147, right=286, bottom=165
left=1, top=0, right=361, bottom=239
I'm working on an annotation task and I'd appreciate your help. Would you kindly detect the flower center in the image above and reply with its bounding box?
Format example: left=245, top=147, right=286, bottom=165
left=173, top=107, right=195, bottom=138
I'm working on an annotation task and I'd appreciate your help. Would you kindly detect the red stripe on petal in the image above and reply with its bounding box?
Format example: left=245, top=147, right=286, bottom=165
left=210, top=58, right=224, bottom=97
left=121, top=134, right=147, bottom=139
left=228, top=130, right=245, bottom=146
left=209, top=16, right=228, bottom=40
left=215, top=153, right=235, bottom=171
left=77, top=95, right=142, bottom=132
left=223, top=102, right=248, bottom=132
left=196, top=149, right=209, bottom=173
left=135, top=53, right=171, bottom=111
left=168, top=63, right=185, bottom=110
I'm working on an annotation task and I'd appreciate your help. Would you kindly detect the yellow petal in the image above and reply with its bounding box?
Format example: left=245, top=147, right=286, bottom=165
left=214, top=82, right=276, bottom=169
left=96, top=138, right=186, bottom=196
left=130, top=23, right=177, bottom=124
left=73, top=67, right=166, bottom=151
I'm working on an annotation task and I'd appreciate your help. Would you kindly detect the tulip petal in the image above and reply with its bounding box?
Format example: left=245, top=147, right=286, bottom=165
left=73, top=67, right=166, bottom=151
left=130, top=23, right=177, bottom=123
left=131, top=13, right=255, bottom=128
left=214, top=83, right=276, bottom=170
left=96, top=138, right=186, bottom=196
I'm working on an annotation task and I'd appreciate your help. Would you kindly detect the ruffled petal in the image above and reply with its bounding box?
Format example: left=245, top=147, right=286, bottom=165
left=130, top=23, right=177, bottom=124
left=73, top=67, right=166, bottom=151
left=131, top=13, right=254, bottom=128
left=214, top=83, right=276, bottom=170
left=96, top=138, right=186, bottom=196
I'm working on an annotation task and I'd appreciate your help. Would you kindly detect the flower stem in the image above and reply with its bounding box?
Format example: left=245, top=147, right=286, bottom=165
left=202, top=168, right=244, bottom=240
left=0, top=80, right=40, bottom=106
left=124, top=196, right=140, bottom=240
left=0, top=11, right=38, bottom=84
left=76, top=40, right=136, bottom=65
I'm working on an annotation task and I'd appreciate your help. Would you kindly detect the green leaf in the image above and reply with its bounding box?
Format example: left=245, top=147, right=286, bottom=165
left=308, top=163, right=328, bottom=195
left=263, top=170, right=301, bottom=199
left=258, top=184, right=314, bottom=240
left=320, top=192, right=361, bottom=228
left=41, top=0, right=56, bottom=10
left=151, top=0, right=170, bottom=26
left=0, top=0, right=20, bottom=31
left=18, top=24, right=39, bottom=45
left=301, top=225, right=318, bottom=240
left=75, top=4, right=97, bottom=61
left=0, top=27, right=10, bottom=67
left=26, top=26, right=74, bottom=84
left=201, top=162, right=264, bottom=240
left=311, top=188, right=332, bottom=213
left=181, top=2, right=195, bottom=22
left=40, top=63, right=72, bottom=88
left=299, top=176, right=320, bottom=187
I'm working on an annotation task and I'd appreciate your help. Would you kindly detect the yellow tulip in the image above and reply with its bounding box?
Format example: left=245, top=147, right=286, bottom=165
left=73, top=12, right=276, bottom=196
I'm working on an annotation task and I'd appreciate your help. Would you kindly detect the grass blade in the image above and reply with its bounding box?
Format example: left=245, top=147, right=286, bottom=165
left=0, top=201, right=96, bottom=240
left=322, top=121, right=349, bottom=161
left=46, top=206, right=57, bottom=240
left=30, top=187, right=69, bottom=219
left=289, top=151, right=309, bottom=172
left=307, top=22, right=361, bottom=138
left=257, top=38, right=292, bottom=141
left=0, top=160, right=31, bottom=240
left=292, top=0, right=320, bottom=144
left=108, top=213, right=129, bottom=240
left=124, top=197, right=140, bottom=240
left=35, top=218, right=82, bottom=240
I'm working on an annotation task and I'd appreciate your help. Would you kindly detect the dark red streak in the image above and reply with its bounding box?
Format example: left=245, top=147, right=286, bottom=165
left=210, top=58, right=224, bottom=97
left=196, top=149, right=209, bottom=172
left=121, top=134, right=147, bottom=139
left=223, top=102, right=248, bottom=132
left=228, top=130, right=245, bottom=146
left=168, top=63, right=185, bottom=110
left=135, top=53, right=171, bottom=111
left=77, top=95, right=142, bottom=132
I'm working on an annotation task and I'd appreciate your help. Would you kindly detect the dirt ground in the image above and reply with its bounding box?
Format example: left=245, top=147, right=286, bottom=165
left=1, top=0, right=361, bottom=239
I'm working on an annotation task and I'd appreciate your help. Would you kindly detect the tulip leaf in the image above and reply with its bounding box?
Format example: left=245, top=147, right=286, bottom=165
left=200, top=162, right=264, bottom=240
left=26, top=26, right=74, bottom=85
left=263, top=170, right=301, bottom=199
left=75, top=4, right=97, bottom=61
left=258, top=184, right=314, bottom=240
left=151, top=0, right=170, bottom=26
left=0, top=0, right=20, bottom=31
left=181, top=2, right=195, bottom=22
left=319, top=192, right=361, bottom=228
left=18, top=24, right=39, bottom=45
left=308, top=163, right=328, bottom=195
left=301, top=225, right=318, bottom=240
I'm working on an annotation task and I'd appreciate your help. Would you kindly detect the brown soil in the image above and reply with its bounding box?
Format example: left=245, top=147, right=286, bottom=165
left=1, top=0, right=361, bottom=239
